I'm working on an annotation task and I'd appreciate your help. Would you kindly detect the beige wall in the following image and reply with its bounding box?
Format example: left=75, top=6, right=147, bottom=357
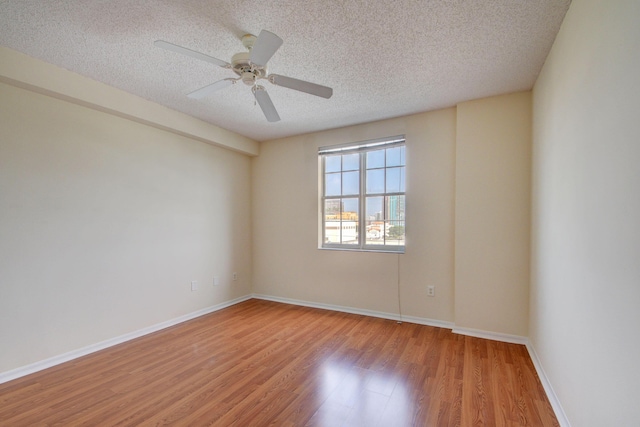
left=1, top=32, right=534, bottom=383
left=531, top=0, right=640, bottom=425
left=455, top=93, right=532, bottom=336
left=252, top=109, right=457, bottom=321
left=0, top=47, right=259, bottom=156
left=0, top=81, right=253, bottom=373
left=4, top=3, right=637, bottom=422
left=253, top=93, right=532, bottom=334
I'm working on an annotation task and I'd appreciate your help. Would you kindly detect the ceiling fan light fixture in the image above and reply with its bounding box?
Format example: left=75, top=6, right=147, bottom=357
left=241, top=71, right=256, bottom=85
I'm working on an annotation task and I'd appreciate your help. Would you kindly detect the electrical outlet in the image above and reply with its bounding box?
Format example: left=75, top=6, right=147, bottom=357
left=232, top=272, right=237, bottom=281
left=427, top=285, right=435, bottom=297
left=191, top=281, right=198, bottom=291
left=213, top=276, right=220, bottom=286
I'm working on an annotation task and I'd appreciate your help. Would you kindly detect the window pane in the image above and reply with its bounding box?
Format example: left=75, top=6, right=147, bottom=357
left=341, top=198, right=359, bottom=244
left=324, top=199, right=341, bottom=221
left=341, top=221, right=359, bottom=244
left=342, top=153, right=359, bottom=171
left=366, top=196, right=384, bottom=220
left=342, top=171, right=359, bottom=195
left=342, top=198, right=359, bottom=216
left=386, top=167, right=401, bottom=193
left=365, top=196, right=384, bottom=245
left=367, top=149, right=385, bottom=169
left=365, top=223, right=384, bottom=243
left=366, top=169, right=384, bottom=194
left=325, top=173, right=341, bottom=196
left=325, top=155, right=341, bottom=173
left=385, top=195, right=405, bottom=221
left=324, top=221, right=341, bottom=244
left=386, top=146, right=404, bottom=167
left=385, top=220, right=405, bottom=244
left=386, top=166, right=405, bottom=192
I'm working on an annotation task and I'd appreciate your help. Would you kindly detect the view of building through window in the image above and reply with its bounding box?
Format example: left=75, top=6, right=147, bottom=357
left=320, top=137, right=405, bottom=252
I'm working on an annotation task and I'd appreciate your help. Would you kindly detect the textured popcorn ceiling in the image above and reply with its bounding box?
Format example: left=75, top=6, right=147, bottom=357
left=0, top=1, right=570, bottom=142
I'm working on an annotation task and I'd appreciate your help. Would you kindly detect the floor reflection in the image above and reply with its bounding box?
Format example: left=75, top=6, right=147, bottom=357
left=309, top=361, right=412, bottom=426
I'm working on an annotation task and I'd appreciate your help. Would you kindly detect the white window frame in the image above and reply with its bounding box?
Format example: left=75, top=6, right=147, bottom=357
left=319, top=135, right=406, bottom=253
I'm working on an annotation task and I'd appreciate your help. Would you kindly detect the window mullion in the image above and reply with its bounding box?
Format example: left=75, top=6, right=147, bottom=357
left=321, top=156, right=326, bottom=245
left=360, top=151, right=366, bottom=249
left=382, top=151, right=387, bottom=246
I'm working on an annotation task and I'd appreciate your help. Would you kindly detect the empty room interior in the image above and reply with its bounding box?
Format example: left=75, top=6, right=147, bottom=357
left=0, top=1, right=638, bottom=426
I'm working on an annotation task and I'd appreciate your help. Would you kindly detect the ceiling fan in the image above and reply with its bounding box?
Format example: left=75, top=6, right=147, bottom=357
left=155, top=30, right=333, bottom=122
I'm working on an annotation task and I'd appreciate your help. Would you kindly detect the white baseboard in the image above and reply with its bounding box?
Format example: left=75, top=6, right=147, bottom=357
left=0, top=295, right=252, bottom=384
left=525, top=342, right=572, bottom=427
left=451, top=326, right=529, bottom=345
left=252, top=293, right=455, bottom=329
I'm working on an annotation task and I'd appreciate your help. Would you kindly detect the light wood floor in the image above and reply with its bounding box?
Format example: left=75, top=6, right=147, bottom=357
left=0, top=299, right=558, bottom=426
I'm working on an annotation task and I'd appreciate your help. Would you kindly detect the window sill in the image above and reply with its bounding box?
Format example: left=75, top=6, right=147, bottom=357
left=318, top=246, right=405, bottom=254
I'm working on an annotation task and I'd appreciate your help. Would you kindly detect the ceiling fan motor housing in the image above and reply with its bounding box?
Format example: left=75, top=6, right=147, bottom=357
left=232, top=51, right=267, bottom=85
left=241, top=71, right=256, bottom=85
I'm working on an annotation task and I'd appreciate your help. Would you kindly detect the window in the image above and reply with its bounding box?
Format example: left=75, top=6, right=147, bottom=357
left=320, top=136, right=405, bottom=252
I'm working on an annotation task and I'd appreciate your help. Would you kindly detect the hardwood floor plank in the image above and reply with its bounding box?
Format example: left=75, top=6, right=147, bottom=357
left=0, top=299, right=559, bottom=426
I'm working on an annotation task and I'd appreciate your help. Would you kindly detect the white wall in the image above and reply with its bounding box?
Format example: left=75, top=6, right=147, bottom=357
left=0, top=81, right=253, bottom=373
left=531, top=0, right=640, bottom=425
left=455, top=93, right=532, bottom=337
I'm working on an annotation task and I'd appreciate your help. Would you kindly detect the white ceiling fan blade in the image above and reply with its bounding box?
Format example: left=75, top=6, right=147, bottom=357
left=253, top=86, right=281, bottom=122
left=270, top=74, right=333, bottom=99
left=249, top=30, right=283, bottom=67
left=154, top=40, right=230, bottom=68
left=187, top=79, right=235, bottom=99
